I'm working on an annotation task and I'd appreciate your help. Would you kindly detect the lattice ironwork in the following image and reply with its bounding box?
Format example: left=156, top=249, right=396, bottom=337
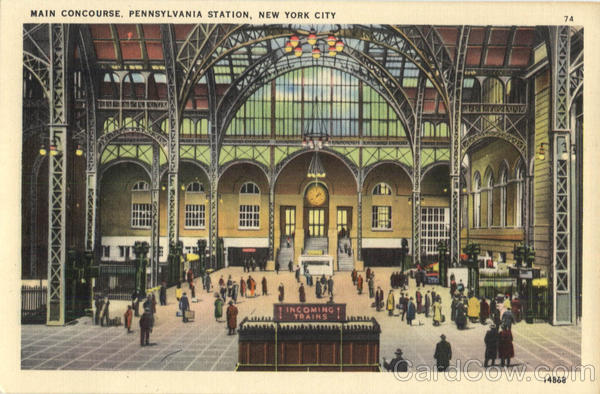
left=29, top=155, right=47, bottom=278
left=412, top=75, right=426, bottom=267
left=46, top=24, right=67, bottom=325
left=449, top=26, right=470, bottom=267
left=151, top=144, right=160, bottom=288
left=161, top=24, right=181, bottom=243
left=553, top=136, right=570, bottom=293
left=552, top=26, right=571, bottom=132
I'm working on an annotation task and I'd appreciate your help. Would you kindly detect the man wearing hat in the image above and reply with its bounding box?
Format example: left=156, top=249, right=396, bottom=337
left=139, top=307, right=154, bottom=346
left=226, top=301, right=239, bottom=335
left=382, top=348, right=408, bottom=372
left=484, top=324, right=499, bottom=367
left=180, top=292, right=190, bottom=322
left=434, top=334, right=452, bottom=371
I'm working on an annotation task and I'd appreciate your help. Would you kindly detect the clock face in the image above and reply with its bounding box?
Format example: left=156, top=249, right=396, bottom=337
left=306, top=184, right=328, bottom=207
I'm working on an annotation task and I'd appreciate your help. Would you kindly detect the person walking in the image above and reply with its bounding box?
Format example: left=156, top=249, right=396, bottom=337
left=434, top=334, right=452, bottom=371
left=175, top=282, right=182, bottom=302
left=316, top=280, right=322, bottom=298
left=467, top=293, right=480, bottom=323
left=386, top=290, right=395, bottom=316
left=214, top=293, right=224, bottom=322
left=227, top=275, right=233, bottom=298
left=261, top=276, right=268, bottom=296
left=226, top=301, right=239, bottom=335
left=424, top=291, right=431, bottom=318
left=351, top=269, right=357, bottom=285
left=295, top=266, right=300, bottom=283
left=357, top=274, right=364, bottom=295
left=415, top=289, right=422, bottom=314
left=432, top=297, right=443, bottom=326
left=180, top=292, right=190, bottom=323
left=94, top=294, right=102, bottom=325
left=368, top=276, right=375, bottom=298
left=248, top=276, right=256, bottom=297
left=204, top=272, right=212, bottom=293
left=498, top=325, right=514, bottom=367
left=455, top=300, right=467, bottom=330
left=406, top=297, right=416, bottom=326
left=375, top=286, right=384, bottom=311
left=299, top=283, right=306, bottom=303
left=278, top=283, right=285, bottom=302
left=501, top=306, right=516, bottom=330
left=275, top=261, right=280, bottom=274
left=480, top=297, right=490, bottom=324
left=231, top=282, right=239, bottom=304
left=240, top=277, right=246, bottom=298
left=382, top=348, right=408, bottom=372
left=288, top=260, right=293, bottom=272
left=484, top=324, right=499, bottom=367
left=159, top=281, right=167, bottom=306
left=123, top=305, right=133, bottom=333
left=139, top=307, right=154, bottom=346
left=327, top=276, right=334, bottom=297
left=400, top=293, right=408, bottom=321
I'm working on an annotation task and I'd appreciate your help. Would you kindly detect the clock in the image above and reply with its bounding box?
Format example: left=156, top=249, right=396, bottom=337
left=306, top=184, right=328, bottom=207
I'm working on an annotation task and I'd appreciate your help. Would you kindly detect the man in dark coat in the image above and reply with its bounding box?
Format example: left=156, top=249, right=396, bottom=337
left=327, top=277, right=334, bottom=297
left=295, top=267, right=301, bottom=282
left=368, top=276, right=375, bottom=298
left=261, top=276, right=268, bottom=296
left=451, top=296, right=458, bottom=322
left=415, top=290, right=422, bottom=314
left=288, top=260, right=293, bottom=272
left=231, top=283, right=239, bottom=304
left=375, top=286, right=384, bottom=311
left=424, top=291, right=431, bottom=317
left=180, top=292, right=190, bottom=322
left=480, top=297, right=490, bottom=324
left=484, top=325, right=499, bottom=367
left=455, top=300, right=467, bottom=329
left=275, top=261, right=280, bottom=274
left=139, top=307, right=154, bottom=346
left=498, top=325, right=514, bottom=366
left=316, top=280, right=322, bottom=298
left=226, top=301, right=239, bottom=335
left=299, top=283, right=306, bottom=303
left=278, top=283, right=285, bottom=302
left=383, top=348, right=408, bottom=372
left=94, top=294, right=102, bottom=325
left=204, top=272, right=212, bottom=293
left=434, top=334, right=452, bottom=371
left=357, top=274, right=363, bottom=295
left=159, top=281, right=167, bottom=305
left=351, top=269, right=357, bottom=285
left=400, top=294, right=409, bottom=321
left=406, top=297, right=416, bottom=326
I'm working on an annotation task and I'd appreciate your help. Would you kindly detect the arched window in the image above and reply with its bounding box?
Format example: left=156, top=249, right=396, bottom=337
left=186, top=181, right=204, bottom=193
left=499, top=165, right=508, bottom=227
left=131, top=181, right=151, bottom=228
left=185, top=181, right=205, bottom=228
left=240, top=182, right=260, bottom=195
left=437, top=122, right=449, bottom=138
left=473, top=172, right=481, bottom=228
left=485, top=170, right=494, bottom=228
left=422, top=121, right=435, bottom=137
left=373, top=183, right=392, bottom=196
left=515, top=162, right=524, bottom=227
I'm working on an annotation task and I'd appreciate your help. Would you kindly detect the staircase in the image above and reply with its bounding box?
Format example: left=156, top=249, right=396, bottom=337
left=277, top=238, right=295, bottom=267
left=303, top=237, right=328, bottom=255
left=337, top=238, right=354, bottom=271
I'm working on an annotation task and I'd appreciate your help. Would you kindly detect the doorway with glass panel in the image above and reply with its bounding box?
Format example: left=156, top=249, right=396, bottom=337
left=336, top=207, right=352, bottom=238
left=307, top=208, right=326, bottom=237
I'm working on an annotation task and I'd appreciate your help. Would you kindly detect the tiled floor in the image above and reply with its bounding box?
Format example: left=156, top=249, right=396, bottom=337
left=21, top=267, right=581, bottom=371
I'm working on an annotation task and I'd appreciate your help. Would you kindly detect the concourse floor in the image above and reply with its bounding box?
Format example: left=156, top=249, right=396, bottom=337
left=21, top=267, right=581, bottom=371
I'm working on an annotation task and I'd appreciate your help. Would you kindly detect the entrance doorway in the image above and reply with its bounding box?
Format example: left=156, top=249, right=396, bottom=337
left=307, top=208, right=326, bottom=237
left=336, top=207, right=352, bottom=237
left=280, top=206, right=296, bottom=237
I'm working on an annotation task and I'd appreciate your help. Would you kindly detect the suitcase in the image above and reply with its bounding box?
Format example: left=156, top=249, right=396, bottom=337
left=184, top=310, right=195, bottom=321
left=176, top=310, right=182, bottom=317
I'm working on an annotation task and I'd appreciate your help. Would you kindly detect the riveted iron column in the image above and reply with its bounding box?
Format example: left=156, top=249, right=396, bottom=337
left=269, top=183, right=275, bottom=261
left=207, top=68, right=219, bottom=267
left=549, top=26, right=572, bottom=325
left=46, top=24, right=68, bottom=325
left=161, top=24, right=180, bottom=245
left=357, top=163, right=363, bottom=262
left=449, top=26, right=470, bottom=268
left=151, top=144, right=160, bottom=287
left=412, top=75, right=425, bottom=268
left=30, top=155, right=46, bottom=278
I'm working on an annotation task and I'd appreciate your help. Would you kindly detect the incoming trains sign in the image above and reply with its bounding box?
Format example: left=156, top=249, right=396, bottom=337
left=274, top=304, right=346, bottom=322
